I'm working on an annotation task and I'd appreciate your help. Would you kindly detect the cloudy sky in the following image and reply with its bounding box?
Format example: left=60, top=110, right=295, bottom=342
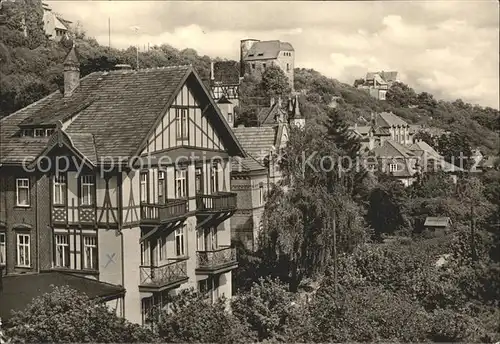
left=47, top=1, right=499, bottom=109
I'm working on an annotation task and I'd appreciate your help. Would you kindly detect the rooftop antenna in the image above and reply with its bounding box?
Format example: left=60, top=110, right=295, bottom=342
left=108, top=16, right=111, bottom=48
left=130, top=26, right=140, bottom=69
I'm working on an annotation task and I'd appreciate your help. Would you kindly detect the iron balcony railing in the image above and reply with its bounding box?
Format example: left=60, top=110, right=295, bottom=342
left=139, top=258, right=188, bottom=287
left=140, top=199, right=188, bottom=223
left=196, top=192, right=237, bottom=212
left=196, top=246, right=237, bottom=269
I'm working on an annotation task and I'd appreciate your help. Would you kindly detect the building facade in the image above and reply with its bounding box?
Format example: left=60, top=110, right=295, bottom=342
left=0, top=46, right=245, bottom=324
left=357, top=71, right=399, bottom=100
left=42, top=2, right=71, bottom=41
left=240, top=39, right=295, bottom=90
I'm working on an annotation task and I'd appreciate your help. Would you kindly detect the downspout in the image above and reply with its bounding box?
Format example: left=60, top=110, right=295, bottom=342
left=36, top=174, right=40, bottom=273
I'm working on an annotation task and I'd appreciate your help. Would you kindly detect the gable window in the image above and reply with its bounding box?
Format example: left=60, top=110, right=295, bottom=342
left=176, top=108, right=189, bottom=140
left=211, top=163, right=219, bottom=194
left=83, top=236, right=97, bottom=270
left=16, top=178, right=30, bottom=207
left=175, top=168, right=187, bottom=198
left=140, top=172, right=149, bottom=203
left=16, top=233, right=30, bottom=267
left=389, top=163, right=400, bottom=172
left=0, top=232, right=5, bottom=265
left=175, top=226, right=185, bottom=256
left=54, top=234, right=70, bottom=268
left=53, top=173, right=66, bottom=205
left=80, top=175, right=95, bottom=206
left=228, top=112, right=233, bottom=123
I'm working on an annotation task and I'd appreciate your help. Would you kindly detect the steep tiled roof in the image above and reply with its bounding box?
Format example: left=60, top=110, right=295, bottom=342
left=244, top=40, right=294, bottom=61
left=213, top=61, right=240, bottom=84
left=257, top=102, right=287, bottom=126
left=231, top=156, right=266, bottom=173
left=374, top=140, right=415, bottom=159
left=365, top=71, right=398, bottom=83
left=233, top=126, right=276, bottom=161
left=409, top=141, right=441, bottom=159
left=0, top=271, right=125, bottom=321
left=376, top=112, right=408, bottom=127
left=349, top=125, right=372, bottom=136
left=1, top=65, right=245, bottom=165
left=424, top=217, right=451, bottom=227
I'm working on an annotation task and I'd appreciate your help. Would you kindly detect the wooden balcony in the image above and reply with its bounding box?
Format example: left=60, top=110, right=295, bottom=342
left=51, top=203, right=95, bottom=226
left=196, top=246, right=237, bottom=275
left=196, top=192, right=237, bottom=214
left=139, top=258, right=188, bottom=292
left=140, top=199, right=188, bottom=226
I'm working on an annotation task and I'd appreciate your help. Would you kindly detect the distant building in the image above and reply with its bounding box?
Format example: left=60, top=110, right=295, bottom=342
left=349, top=112, right=464, bottom=186
left=240, top=39, right=295, bottom=90
left=42, top=2, right=71, bottom=41
left=357, top=71, right=399, bottom=101
left=424, top=217, right=452, bottom=233
left=210, top=61, right=241, bottom=107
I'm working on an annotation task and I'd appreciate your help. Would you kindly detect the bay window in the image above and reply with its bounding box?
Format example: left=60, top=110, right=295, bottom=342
left=175, top=169, right=187, bottom=198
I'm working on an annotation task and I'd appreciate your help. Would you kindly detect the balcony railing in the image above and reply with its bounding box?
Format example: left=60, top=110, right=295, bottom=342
left=140, top=199, right=188, bottom=224
left=139, top=258, right=188, bottom=289
left=196, top=192, right=237, bottom=213
left=196, top=246, right=237, bottom=270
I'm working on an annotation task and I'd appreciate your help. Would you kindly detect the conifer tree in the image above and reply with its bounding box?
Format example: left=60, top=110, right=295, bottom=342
left=325, top=108, right=361, bottom=160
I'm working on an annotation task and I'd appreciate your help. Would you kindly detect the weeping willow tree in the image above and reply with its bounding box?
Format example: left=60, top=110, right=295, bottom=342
left=259, top=124, right=367, bottom=291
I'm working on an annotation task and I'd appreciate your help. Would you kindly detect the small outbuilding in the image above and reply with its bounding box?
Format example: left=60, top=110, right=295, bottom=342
left=424, top=216, right=452, bottom=232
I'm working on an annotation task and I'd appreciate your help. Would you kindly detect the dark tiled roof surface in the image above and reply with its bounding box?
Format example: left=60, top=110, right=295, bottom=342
left=244, top=40, right=294, bottom=61
left=231, top=156, right=266, bottom=173
left=0, top=271, right=125, bottom=321
left=257, top=103, right=287, bottom=126
left=376, top=112, right=408, bottom=127
left=233, top=126, right=276, bottom=161
left=1, top=66, right=245, bottom=164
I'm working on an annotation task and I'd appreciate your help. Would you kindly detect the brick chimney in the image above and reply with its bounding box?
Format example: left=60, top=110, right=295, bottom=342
left=210, top=62, right=215, bottom=81
left=63, top=44, right=80, bottom=97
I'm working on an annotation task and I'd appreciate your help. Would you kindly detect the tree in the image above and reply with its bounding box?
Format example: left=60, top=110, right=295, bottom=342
left=156, top=289, right=252, bottom=343
left=231, top=278, right=300, bottom=342
left=5, top=286, right=156, bottom=343
left=324, top=107, right=361, bottom=159
left=259, top=125, right=367, bottom=291
left=367, top=175, right=409, bottom=238
left=437, top=132, right=473, bottom=169
left=353, top=78, right=365, bottom=87
left=386, top=82, right=418, bottom=108
left=260, top=65, right=291, bottom=98
left=413, top=130, right=435, bottom=146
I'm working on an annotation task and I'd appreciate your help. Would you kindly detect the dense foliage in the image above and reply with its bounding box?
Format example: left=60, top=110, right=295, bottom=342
left=5, top=286, right=157, bottom=343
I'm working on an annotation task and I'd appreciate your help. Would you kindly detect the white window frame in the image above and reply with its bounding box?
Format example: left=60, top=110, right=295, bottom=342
left=389, top=163, right=399, bottom=172
left=175, top=168, right=187, bottom=198
left=83, top=236, right=97, bottom=270
left=16, top=233, right=30, bottom=267
left=158, top=171, right=165, bottom=200
left=80, top=175, right=95, bottom=206
left=140, top=172, right=148, bottom=203
left=0, top=232, right=6, bottom=265
left=54, top=233, right=70, bottom=268
left=176, top=108, right=189, bottom=140
left=53, top=173, right=66, bottom=205
left=175, top=226, right=185, bottom=257
left=34, top=128, right=45, bottom=137
left=16, top=178, right=30, bottom=207
left=141, top=240, right=151, bottom=266
left=211, top=163, right=219, bottom=194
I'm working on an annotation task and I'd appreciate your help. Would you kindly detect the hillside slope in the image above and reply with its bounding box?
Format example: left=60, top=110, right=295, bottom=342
left=1, top=2, right=498, bottom=154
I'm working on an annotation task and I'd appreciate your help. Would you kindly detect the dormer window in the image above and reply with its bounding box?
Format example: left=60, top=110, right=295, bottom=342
left=248, top=54, right=254, bottom=57
left=34, top=129, right=45, bottom=137
left=20, top=127, right=56, bottom=137
left=257, top=53, right=264, bottom=56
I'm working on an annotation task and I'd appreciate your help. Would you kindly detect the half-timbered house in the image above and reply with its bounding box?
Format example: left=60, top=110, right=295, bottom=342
left=0, top=46, right=245, bottom=324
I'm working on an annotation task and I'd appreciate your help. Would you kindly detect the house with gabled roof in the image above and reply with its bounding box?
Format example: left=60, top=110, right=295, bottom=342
left=0, top=45, right=246, bottom=324
left=42, top=2, right=72, bottom=41
left=356, top=71, right=399, bottom=100
left=240, top=39, right=295, bottom=90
